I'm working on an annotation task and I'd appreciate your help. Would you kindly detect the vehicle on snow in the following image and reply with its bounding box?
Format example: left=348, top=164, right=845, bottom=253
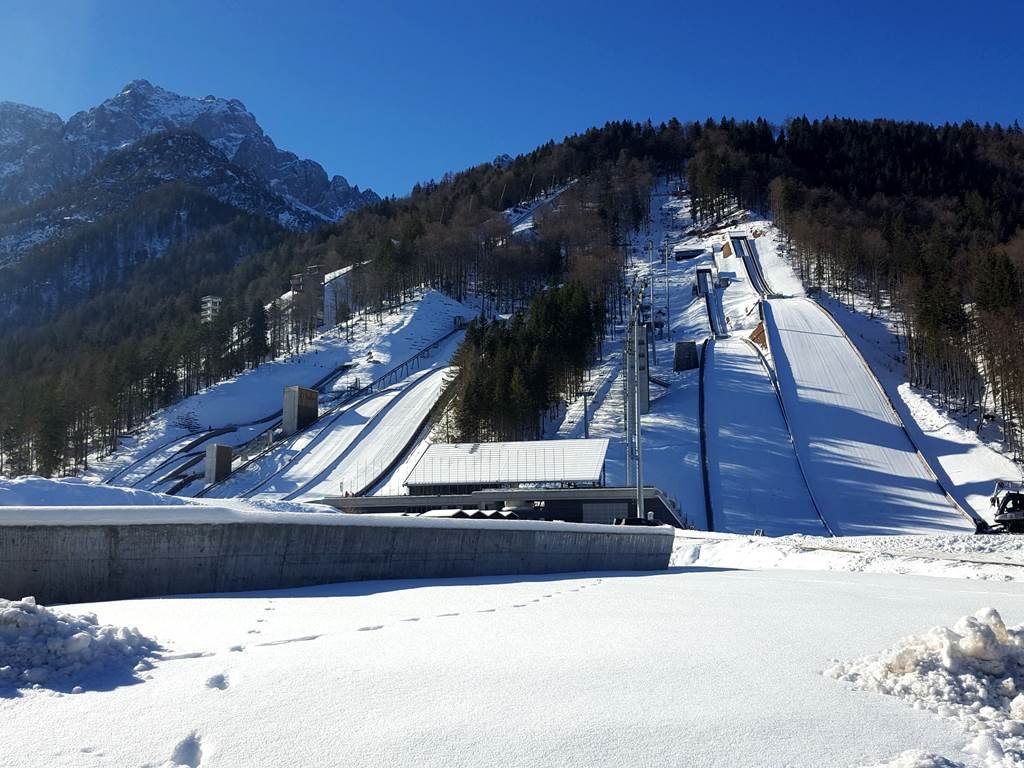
left=991, top=480, right=1024, bottom=533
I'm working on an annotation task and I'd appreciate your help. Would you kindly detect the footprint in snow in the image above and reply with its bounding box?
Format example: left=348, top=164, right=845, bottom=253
left=165, top=732, right=203, bottom=768
left=357, top=625, right=383, bottom=632
left=205, top=674, right=228, bottom=691
left=257, top=635, right=321, bottom=647
left=400, top=617, right=420, bottom=622
left=512, top=604, right=526, bottom=608
left=476, top=609, right=496, bottom=613
left=437, top=612, right=459, bottom=618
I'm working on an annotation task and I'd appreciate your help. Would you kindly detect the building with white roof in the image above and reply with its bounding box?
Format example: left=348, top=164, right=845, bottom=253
left=403, top=438, right=609, bottom=495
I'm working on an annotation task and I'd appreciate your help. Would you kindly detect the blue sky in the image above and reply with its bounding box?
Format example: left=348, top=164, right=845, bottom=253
left=2, top=0, right=1021, bottom=197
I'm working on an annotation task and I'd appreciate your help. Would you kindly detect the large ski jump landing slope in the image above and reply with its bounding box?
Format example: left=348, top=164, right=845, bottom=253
left=702, top=337, right=827, bottom=536
left=763, top=297, right=973, bottom=535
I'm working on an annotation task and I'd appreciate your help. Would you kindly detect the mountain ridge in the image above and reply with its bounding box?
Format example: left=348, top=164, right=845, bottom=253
left=0, top=79, right=378, bottom=223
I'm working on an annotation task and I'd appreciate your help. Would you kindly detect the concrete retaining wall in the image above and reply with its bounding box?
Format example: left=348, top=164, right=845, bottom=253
left=0, top=521, right=673, bottom=604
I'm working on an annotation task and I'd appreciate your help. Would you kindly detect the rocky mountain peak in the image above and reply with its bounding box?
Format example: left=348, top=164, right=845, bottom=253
left=0, top=81, right=377, bottom=222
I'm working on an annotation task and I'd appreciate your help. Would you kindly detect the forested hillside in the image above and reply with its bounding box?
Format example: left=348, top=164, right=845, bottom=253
left=3, top=115, right=1022, bottom=476
left=0, top=120, right=687, bottom=475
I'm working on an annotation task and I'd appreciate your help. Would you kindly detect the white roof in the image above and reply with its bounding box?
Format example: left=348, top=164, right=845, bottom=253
left=404, top=439, right=609, bottom=488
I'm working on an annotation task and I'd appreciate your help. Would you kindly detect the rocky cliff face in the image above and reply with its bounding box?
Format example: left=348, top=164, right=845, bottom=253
left=0, top=79, right=378, bottom=225
left=0, top=102, right=67, bottom=208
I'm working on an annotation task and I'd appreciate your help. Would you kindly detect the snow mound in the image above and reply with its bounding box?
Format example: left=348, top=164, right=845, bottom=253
left=828, top=608, right=1024, bottom=767
left=0, top=476, right=186, bottom=506
left=672, top=531, right=1024, bottom=582
left=0, top=596, right=159, bottom=690
left=864, top=751, right=965, bottom=767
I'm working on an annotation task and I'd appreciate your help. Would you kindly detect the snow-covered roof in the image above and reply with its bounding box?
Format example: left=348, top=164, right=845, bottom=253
left=404, top=439, right=609, bottom=488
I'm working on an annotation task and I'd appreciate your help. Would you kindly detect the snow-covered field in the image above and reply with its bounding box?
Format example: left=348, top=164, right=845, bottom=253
left=9, top=556, right=1024, bottom=767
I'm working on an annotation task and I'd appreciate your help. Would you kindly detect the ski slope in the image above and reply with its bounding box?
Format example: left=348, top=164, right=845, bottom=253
left=231, top=365, right=451, bottom=501
left=764, top=297, right=974, bottom=535
left=283, top=365, right=451, bottom=500
left=702, top=338, right=827, bottom=536
left=205, top=385, right=405, bottom=499
left=701, top=270, right=728, bottom=338
left=91, top=291, right=473, bottom=491
left=732, top=235, right=775, bottom=297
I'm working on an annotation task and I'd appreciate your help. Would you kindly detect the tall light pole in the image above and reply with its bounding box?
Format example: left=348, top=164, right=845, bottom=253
left=664, top=243, right=671, bottom=340
left=633, top=315, right=646, bottom=521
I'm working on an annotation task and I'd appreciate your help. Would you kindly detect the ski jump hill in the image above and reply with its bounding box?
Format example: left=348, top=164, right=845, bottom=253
left=700, top=233, right=976, bottom=536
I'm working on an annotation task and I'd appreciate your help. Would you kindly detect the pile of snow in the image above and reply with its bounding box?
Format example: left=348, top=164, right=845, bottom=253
left=0, top=476, right=186, bottom=506
left=0, top=596, right=158, bottom=690
left=827, top=608, right=1024, bottom=767
left=864, top=752, right=965, bottom=768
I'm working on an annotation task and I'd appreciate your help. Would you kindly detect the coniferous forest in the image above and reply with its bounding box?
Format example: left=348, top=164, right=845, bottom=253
left=1, top=116, right=1023, bottom=475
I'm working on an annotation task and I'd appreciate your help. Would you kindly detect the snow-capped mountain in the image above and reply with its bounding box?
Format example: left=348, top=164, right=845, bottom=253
left=0, top=79, right=377, bottom=224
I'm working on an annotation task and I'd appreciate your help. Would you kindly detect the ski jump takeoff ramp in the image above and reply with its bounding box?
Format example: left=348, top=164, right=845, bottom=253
left=763, top=297, right=975, bottom=535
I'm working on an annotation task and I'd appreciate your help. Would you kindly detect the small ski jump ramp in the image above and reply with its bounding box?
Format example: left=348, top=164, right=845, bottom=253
left=763, top=297, right=974, bottom=535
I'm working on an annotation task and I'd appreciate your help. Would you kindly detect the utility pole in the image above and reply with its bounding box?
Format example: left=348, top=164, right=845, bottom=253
left=664, top=244, right=671, bottom=340
left=623, top=297, right=633, bottom=488
left=582, top=390, right=595, bottom=439
left=634, top=315, right=646, bottom=521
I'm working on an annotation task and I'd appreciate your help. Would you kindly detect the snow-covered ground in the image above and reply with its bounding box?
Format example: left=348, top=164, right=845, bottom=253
left=673, top=530, right=1024, bottom=582
left=9, top=558, right=1024, bottom=766
left=828, top=607, right=1024, bottom=767
left=0, top=476, right=187, bottom=506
